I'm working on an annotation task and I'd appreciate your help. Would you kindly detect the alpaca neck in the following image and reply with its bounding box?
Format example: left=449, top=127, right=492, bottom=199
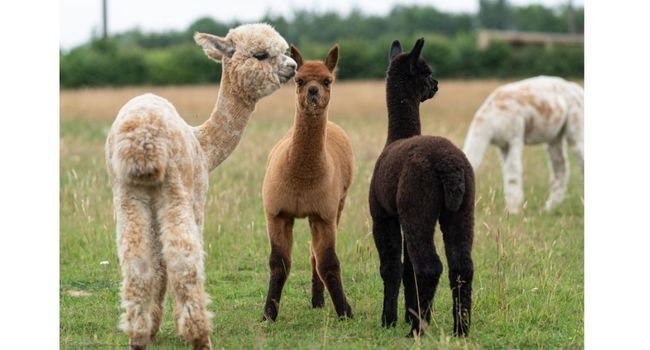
left=288, top=107, right=328, bottom=178
left=196, top=77, right=256, bottom=171
left=386, top=79, right=421, bottom=144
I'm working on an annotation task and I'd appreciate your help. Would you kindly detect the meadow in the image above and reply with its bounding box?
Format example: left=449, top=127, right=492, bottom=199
left=60, top=80, right=583, bottom=349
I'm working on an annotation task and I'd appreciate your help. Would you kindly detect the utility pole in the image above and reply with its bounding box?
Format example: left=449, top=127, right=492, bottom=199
left=102, top=0, right=108, bottom=39
left=567, top=0, right=576, bottom=33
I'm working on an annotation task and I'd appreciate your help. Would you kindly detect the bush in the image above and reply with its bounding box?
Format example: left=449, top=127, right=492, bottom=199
left=60, top=41, right=148, bottom=88
left=145, top=45, right=220, bottom=85
left=60, top=33, right=583, bottom=88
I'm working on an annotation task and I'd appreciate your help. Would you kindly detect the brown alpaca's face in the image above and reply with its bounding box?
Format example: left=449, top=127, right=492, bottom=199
left=290, top=44, right=338, bottom=114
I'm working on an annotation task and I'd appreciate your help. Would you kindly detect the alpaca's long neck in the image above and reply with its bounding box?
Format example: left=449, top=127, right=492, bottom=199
left=195, top=78, right=256, bottom=171
left=288, top=108, right=328, bottom=178
left=386, top=79, right=421, bottom=145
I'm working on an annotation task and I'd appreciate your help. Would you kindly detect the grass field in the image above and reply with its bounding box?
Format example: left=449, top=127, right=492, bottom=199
left=60, top=80, right=583, bottom=349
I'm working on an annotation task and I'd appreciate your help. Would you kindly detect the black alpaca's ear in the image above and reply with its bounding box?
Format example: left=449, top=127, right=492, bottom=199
left=409, top=38, right=425, bottom=72
left=389, top=40, right=402, bottom=61
left=290, top=44, right=304, bottom=69
left=325, top=44, right=339, bottom=72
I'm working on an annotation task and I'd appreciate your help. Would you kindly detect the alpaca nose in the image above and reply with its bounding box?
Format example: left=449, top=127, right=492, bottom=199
left=308, top=86, right=318, bottom=96
left=283, top=55, right=297, bottom=70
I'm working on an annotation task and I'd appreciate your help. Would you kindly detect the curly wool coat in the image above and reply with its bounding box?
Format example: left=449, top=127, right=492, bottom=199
left=105, top=23, right=297, bottom=350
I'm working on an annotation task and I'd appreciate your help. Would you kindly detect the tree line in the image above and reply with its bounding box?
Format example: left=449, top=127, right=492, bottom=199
left=60, top=2, right=584, bottom=88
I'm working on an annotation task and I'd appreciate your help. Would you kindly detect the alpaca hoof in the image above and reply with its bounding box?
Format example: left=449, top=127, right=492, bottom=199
left=130, top=340, right=147, bottom=350
left=263, top=302, right=279, bottom=322
left=453, top=320, right=470, bottom=337
left=544, top=201, right=557, bottom=212
left=338, top=303, right=353, bottom=319
left=261, top=313, right=276, bottom=322
left=311, top=296, right=325, bottom=308
left=191, top=336, right=212, bottom=350
left=381, top=312, right=397, bottom=328
left=129, top=336, right=150, bottom=350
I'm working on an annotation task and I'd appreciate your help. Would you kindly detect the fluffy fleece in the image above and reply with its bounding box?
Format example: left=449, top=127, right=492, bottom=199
left=261, top=44, right=355, bottom=321
left=463, top=76, right=583, bottom=213
left=369, top=39, right=475, bottom=337
left=105, top=23, right=297, bottom=350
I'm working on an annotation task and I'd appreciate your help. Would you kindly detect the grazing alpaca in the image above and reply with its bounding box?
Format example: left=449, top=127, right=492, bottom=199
left=105, top=24, right=296, bottom=349
left=463, top=76, right=584, bottom=213
left=369, top=39, right=475, bottom=337
left=261, top=44, right=354, bottom=321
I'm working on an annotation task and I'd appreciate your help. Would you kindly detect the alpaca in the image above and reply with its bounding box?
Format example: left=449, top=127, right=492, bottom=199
left=369, top=39, right=475, bottom=337
left=104, top=24, right=296, bottom=350
left=462, top=76, right=584, bottom=213
left=261, top=44, right=354, bottom=321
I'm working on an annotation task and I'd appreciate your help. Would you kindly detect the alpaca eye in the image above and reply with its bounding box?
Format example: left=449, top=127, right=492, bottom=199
left=253, top=52, right=269, bottom=60
left=296, top=79, right=304, bottom=86
left=323, top=79, right=330, bottom=87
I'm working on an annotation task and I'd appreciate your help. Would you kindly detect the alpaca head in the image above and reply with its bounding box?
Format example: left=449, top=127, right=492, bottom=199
left=387, top=38, right=438, bottom=103
left=290, top=44, right=338, bottom=115
left=194, top=23, right=297, bottom=101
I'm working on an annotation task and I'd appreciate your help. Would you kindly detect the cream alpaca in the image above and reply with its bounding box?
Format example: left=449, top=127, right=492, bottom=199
left=463, top=76, right=583, bottom=213
left=105, top=24, right=296, bottom=350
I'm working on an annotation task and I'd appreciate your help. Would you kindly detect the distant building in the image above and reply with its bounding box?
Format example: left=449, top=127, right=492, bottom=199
left=477, top=30, right=584, bottom=49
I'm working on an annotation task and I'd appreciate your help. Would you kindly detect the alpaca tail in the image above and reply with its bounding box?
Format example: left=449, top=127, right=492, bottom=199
left=436, top=159, right=466, bottom=212
left=462, top=117, right=491, bottom=171
left=112, top=121, right=169, bottom=186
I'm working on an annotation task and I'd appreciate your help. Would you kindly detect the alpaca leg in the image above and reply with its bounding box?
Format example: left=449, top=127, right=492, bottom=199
left=544, top=136, right=570, bottom=211
left=371, top=215, right=402, bottom=327
left=401, top=221, right=442, bottom=337
left=113, top=186, right=158, bottom=349
left=263, top=214, right=294, bottom=321
left=158, top=198, right=212, bottom=350
left=397, top=176, right=443, bottom=335
left=566, top=112, right=584, bottom=173
left=440, top=210, right=474, bottom=337
left=149, top=230, right=167, bottom=340
left=310, top=248, right=325, bottom=308
left=499, top=140, right=524, bottom=214
left=403, top=246, right=417, bottom=324
left=309, top=216, right=353, bottom=319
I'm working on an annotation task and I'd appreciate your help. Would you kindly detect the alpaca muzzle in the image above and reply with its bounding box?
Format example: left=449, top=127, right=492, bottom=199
left=423, top=77, right=439, bottom=101
left=279, top=55, right=297, bottom=83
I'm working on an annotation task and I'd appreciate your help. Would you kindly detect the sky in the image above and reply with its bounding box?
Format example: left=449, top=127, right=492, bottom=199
left=60, top=0, right=584, bottom=49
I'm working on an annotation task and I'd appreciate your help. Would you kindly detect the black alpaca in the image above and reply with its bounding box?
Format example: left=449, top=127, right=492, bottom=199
left=369, top=38, right=475, bottom=337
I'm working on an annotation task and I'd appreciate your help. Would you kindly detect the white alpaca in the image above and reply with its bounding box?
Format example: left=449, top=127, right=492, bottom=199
left=104, top=24, right=296, bottom=350
left=463, top=76, right=583, bottom=213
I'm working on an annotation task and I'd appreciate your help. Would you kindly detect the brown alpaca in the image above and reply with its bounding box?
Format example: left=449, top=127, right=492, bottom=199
left=261, top=44, right=354, bottom=321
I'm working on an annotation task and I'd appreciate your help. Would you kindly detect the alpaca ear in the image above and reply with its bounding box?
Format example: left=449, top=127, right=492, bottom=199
left=325, top=45, right=339, bottom=72
left=194, top=32, right=235, bottom=62
left=409, top=38, right=425, bottom=73
left=389, top=40, right=402, bottom=61
left=290, top=44, right=304, bottom=69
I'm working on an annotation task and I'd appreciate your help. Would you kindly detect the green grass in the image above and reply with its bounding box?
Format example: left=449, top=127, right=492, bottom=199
left=60, top=86, right=583, bottom=349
